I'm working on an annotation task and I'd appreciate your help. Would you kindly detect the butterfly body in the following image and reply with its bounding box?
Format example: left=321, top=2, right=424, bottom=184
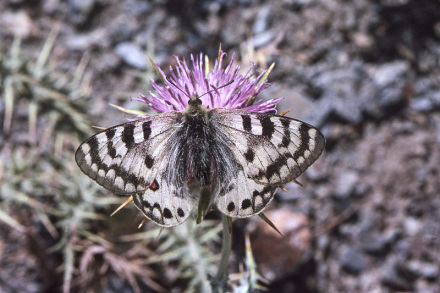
left=76, top=94, right=325, bottom=227
left=180, top=95, right=214, bottom=188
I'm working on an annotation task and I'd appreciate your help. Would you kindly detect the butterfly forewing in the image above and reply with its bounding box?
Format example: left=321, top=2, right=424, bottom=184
left=210, top=109, right=325, bottom=186
left=75, top=112, right=182, bottom=195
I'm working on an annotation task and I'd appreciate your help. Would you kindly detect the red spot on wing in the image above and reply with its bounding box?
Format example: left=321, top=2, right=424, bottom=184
left=149, top=179, right=159, bottom=191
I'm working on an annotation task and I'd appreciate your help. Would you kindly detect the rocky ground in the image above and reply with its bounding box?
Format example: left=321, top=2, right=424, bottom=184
left=1, top=0, right=440, bottom=292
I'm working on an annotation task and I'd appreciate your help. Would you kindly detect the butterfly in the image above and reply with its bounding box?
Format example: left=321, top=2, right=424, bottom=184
left=75, top=94, right=325, bottom=227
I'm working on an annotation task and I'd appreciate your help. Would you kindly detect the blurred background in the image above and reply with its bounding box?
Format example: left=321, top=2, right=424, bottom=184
left=1, top=0, right=440, bottom=292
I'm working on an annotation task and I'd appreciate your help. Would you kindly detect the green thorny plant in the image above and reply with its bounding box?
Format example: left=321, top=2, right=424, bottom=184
left=0, top=32, right=162, bottom=292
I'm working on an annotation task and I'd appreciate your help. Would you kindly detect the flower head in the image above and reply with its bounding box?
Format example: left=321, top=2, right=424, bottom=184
left=132, top=52, right=282, bottom=116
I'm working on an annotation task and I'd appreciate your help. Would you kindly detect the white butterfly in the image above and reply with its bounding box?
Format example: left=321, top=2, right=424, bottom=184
left=75, top=94, right=325, bottom=227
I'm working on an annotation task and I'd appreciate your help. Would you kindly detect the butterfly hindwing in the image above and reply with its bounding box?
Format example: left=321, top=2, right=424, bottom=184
left=214, top=169, right=278, bottom=218
left=210, top=108, right=325, bottom=185
left=75, top=112, right=182, bottom=195
left=132, top=156, right=194, bottom=227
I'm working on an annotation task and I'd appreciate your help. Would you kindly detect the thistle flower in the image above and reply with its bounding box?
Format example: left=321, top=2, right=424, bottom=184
left=132, top=52, right=283, bottom=114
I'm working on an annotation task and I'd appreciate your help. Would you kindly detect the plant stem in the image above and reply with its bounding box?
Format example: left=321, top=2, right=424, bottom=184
left=212, top=214, right=232, bottom=291
left=184, top=222, right=211, bottom=293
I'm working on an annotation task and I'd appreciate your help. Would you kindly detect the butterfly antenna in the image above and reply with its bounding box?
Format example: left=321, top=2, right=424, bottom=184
left=199, top=80, right=235, bottom=99
left=166, top=77, right=234, bottom=101
left=166, top=77, right=190, bottom=98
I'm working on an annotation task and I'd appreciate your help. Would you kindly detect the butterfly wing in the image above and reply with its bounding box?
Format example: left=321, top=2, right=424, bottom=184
left=75, top=112, right=182, bottom=194
left=210, top=108, right=325, bottom=185
left=210, top=109, right=325, bottom=218
left=76, top=112, right=197, bottom=227
left=213, top=168, right=278, bottom=218
left=131, top=150, right=195, bottom=227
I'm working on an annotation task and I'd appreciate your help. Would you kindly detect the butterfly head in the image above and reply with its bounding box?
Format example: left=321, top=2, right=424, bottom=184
left=185, top=80, right=234, bottom=113
left=184, top=94, right=208, bottom=117
left=188, top=94, right=203, bottom=106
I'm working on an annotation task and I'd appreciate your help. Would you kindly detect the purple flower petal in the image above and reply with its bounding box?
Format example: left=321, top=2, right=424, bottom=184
left=132, top=51, right=282, bottom=117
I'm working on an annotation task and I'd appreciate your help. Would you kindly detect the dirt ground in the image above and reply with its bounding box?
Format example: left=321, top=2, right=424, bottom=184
left=1, top=0, right=439, bottom=292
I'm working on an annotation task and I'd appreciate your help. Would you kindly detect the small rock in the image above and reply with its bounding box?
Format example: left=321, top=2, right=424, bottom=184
left=316, top=234, right=330, bottom=250
left=372, top=61, right=409, bottom=87
left=339, top=247, right=368, bottom=274
left=332, top=96, right=363, bottom=124
left=333, top=170, right=359, bottom=199
left=42, top=0, right=61, bottom=14
left=408, top=260, right=439, bottom=280
left=404, top=217, right=422, bottom=236
left=358, top=232, right=388, bottom=255
left=305, top=165, right=327, bottom=182
left=352, top=32, right=373, bottom=48
left=68, top=0, right=96, bottom=27
left=359, top=82, right=383, bottom=119
left=314, top=185, right=332, bottom=199
left=107, top=23, right=136, bottom=44
left=353, top=182, right=369, bottom=197
left=410, top=92, right=440, bottom=112
left=413, top=76, right=437, bottom=94
left=414, top=279, right=438, bottom=293
left=251, top=209, right=311, bottom=282
left=252, top=30, right=275, bottom=49
left=358, top=210, right=380, bottom=231
left=305, top=96, right=332, bottom=128
left=126, top=0, right=152, bottom=15
left=411, top=97, right=434, bottom=112
left=395, top=239, right=411, bottom=259
left=378, top=87, right=405, bottom=108
left=115, top=42, right=147, bottom=69
left=383, top=228, right=402, bottom=245
left=314, top=64, right=367, bottom=124
left=253, top=5, right=272, bottom=34
left=392, top=120, right=417, bottom=134
left=417, top=50, right=438, bottom=73
left=382, top=259, right=413, bottom=291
